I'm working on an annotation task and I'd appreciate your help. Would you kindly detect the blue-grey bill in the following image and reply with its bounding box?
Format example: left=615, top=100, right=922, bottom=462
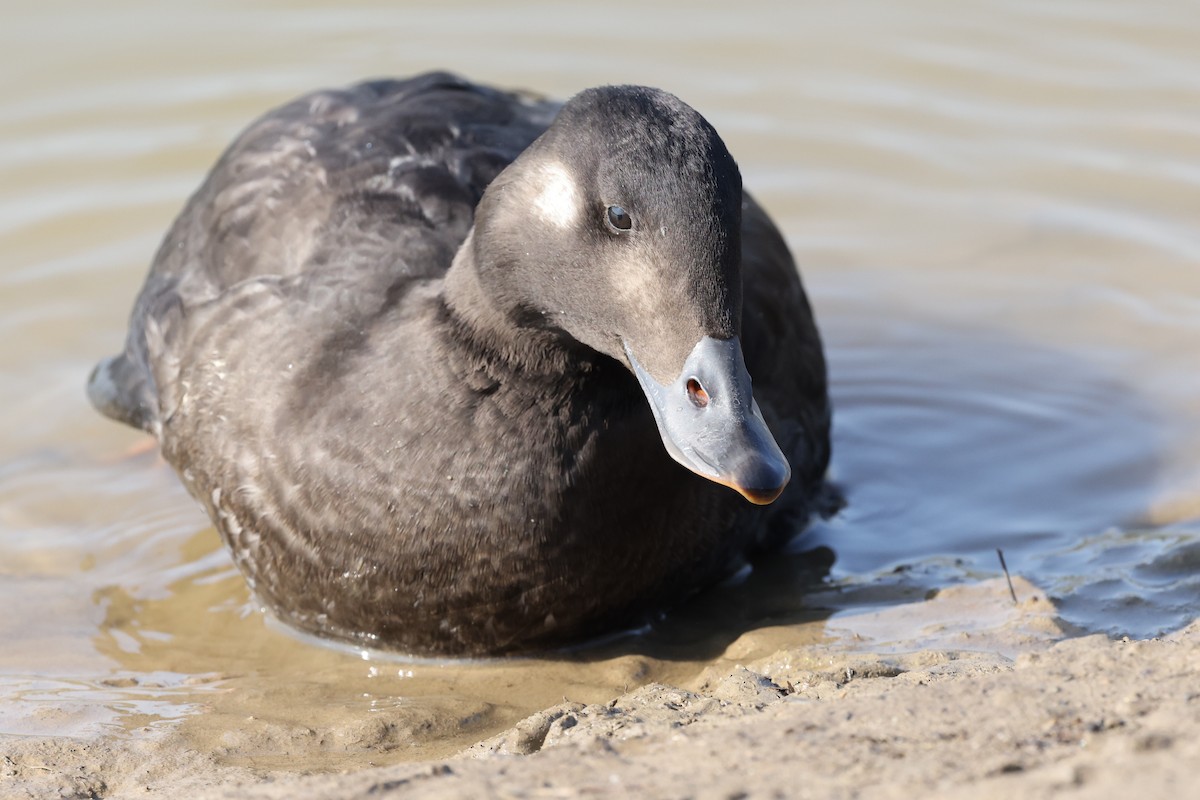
left=625, top=336, right=791, bottom=505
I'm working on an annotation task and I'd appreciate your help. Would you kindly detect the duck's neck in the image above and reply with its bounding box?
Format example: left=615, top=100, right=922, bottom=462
left=442, top=229, right=581, bottom=377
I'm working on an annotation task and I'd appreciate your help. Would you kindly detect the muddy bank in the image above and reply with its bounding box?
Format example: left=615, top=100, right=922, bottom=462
left=5, top=579, right=1196, bottom=799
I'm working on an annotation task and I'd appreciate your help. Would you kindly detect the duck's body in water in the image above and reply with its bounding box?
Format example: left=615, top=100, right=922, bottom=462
left=89, top=72, right=832, bottom=656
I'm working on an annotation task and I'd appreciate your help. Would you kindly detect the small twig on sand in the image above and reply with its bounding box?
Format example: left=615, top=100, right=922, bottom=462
left=996, top=548, right=1018, bottom=604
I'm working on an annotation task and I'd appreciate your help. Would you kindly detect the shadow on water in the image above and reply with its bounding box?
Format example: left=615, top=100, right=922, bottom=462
left=563, top=545, right=839, bottom=664
left=810, top=298, right=1181, bottom=636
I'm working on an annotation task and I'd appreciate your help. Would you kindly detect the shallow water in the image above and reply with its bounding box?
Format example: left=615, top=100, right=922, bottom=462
left=2, top=0, right=1199, bottom=768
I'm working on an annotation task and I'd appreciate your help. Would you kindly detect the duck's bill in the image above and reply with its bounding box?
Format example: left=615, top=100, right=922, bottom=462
left=624, top=336, right=791, bottom=505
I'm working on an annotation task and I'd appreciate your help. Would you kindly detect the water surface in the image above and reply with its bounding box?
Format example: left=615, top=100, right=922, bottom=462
left=2, top=0, right=1199, bottom=767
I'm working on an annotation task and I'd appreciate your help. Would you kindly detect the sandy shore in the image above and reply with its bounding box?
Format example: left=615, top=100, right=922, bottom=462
left=5, top=578, right=1197, bottom=799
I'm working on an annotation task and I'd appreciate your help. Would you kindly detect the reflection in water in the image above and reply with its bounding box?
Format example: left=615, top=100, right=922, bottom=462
left=812, top=303, right=1193, bottom=637
left=0, top=0, right=1198, bottom=766
left=0, top=675, right=211, bottom=739
left=819, top=305, right=1162, bottom=571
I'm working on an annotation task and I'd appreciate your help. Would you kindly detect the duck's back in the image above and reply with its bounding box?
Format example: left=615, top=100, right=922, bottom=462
left=89, top=72, right=559, bottom=431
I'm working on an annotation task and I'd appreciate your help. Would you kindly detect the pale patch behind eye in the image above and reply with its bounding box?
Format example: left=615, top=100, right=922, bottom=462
left=533, top=163, right=579, bottom=229
left=612, top=257, right=655, bottom=307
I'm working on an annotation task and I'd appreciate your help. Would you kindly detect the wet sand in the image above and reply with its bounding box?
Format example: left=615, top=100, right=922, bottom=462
left=6, top=580, right=1197, bottom=799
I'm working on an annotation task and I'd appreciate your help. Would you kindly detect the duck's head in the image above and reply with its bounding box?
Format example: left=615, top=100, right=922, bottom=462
left=465, top=85, right=790, bottom=504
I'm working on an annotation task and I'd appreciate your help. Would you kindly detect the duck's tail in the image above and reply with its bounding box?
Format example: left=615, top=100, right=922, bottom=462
left=87, top=352, right=157, bottom=433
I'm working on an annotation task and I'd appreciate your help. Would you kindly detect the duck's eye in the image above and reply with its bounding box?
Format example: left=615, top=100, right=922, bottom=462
left=606, top=205, right=632, bottom=231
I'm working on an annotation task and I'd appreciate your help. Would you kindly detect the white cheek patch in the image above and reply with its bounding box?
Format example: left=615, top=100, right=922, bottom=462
left=533, top=163, right=579, bottom=229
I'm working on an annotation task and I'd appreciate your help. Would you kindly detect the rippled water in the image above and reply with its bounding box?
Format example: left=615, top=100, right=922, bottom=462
left=2, top=0, right=1198, bottom=766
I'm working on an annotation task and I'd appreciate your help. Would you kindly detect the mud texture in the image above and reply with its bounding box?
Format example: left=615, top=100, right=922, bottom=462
left=3, top=579, right=1197, bottom=799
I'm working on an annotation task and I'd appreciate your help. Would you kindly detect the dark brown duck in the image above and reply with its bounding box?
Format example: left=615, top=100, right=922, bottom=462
left=88, top=72, right=832, bottom=656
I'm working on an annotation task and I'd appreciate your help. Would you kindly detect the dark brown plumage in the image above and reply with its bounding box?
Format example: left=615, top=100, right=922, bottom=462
left=89, top=72, right=832, bottom=656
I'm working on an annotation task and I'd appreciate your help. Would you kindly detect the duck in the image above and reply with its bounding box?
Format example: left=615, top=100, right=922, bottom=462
left=88, top=71, right=832, bottom=657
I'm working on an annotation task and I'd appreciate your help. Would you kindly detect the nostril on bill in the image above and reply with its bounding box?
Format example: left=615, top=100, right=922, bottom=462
left=686, top=377, right=709, bottom=408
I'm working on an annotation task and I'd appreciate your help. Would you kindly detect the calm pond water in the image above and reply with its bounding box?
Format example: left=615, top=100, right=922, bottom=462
left=2, top=0, right=1199, bottom=767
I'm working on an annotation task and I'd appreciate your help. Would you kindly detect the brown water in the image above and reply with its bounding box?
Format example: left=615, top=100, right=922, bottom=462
left=3, top=0, right=1199, bottom=769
